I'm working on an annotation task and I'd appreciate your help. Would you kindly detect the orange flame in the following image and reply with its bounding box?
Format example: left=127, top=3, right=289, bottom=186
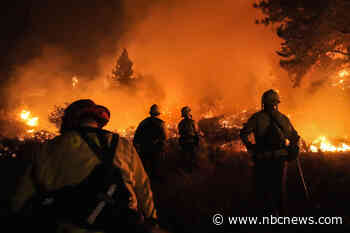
left=20, top=110, right=39, bottom=127
left=332, top=69, right=350, bottom=90
left=72, top=76, right=79, bottom=88
left=310, top=136, right=350, bottom=152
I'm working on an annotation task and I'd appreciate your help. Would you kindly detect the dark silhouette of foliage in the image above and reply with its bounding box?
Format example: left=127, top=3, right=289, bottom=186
left=111, top=48, right=135, bottom=86
left=254, top=0, right=350, bottom=87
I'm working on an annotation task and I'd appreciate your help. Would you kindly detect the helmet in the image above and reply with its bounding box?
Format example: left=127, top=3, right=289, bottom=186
left=262, top=89, right=280, bottom=107
left=150, top=104, right=160, bottom=116
left=181, top=106, right=191, bottom=117
left=60, top=99, right=110, bottom=132
left=93, top=105, right=110, bottom=127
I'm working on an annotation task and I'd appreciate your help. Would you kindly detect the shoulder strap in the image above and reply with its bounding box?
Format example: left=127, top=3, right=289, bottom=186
left=77, top=128, right=120, bottom=189
left=77, top=127, right=119, bottom=162
left=78, top=128, right=119, bottom=182
left=26, top=129, right=122, bottom=219
left=268, top=112, right=286, bottom=136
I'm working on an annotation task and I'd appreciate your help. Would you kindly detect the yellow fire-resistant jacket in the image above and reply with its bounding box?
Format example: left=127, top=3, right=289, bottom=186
left=11, top=129, right=157, bottom=233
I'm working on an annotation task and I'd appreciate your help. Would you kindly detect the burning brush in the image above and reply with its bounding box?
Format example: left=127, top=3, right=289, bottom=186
left=20, top=110, right=39, bottom=129
left=309, top=136, right=350, bottom=153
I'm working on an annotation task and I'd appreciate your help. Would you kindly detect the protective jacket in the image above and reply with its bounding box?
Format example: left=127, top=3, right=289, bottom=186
left=240, top=110, right=299, bottom=160
left=11, top=128, right=157, bottom=233
left=240, top=109, right=299, bottom=215
left=133, top=117, right=167, bottom=154
left=178, top=118, right=199, bottom=145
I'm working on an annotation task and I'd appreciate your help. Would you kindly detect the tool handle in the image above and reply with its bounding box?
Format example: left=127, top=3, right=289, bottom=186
left=86, top=184, right=117, bottom=225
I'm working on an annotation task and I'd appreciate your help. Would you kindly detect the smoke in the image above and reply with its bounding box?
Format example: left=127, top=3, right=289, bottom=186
left=4, top=0, right=350, bottom=142
left=117, top=0, right=289, bottom=120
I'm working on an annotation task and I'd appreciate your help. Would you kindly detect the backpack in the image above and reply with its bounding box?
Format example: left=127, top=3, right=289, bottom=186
left=28, top=127, right=139, bottom=231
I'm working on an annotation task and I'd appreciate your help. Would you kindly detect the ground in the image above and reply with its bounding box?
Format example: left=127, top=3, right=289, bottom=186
left=1, top=142, right=350, bottom=233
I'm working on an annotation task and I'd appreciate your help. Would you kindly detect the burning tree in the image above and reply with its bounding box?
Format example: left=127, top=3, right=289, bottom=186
left=254, top=0, right=350, bottom=87
left=111, top=48, right=135, bottom=86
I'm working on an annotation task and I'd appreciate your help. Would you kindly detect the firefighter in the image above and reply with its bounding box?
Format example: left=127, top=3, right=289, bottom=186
left=11, top=99, right=160, bottom=233
left=133, top=104, right=168, bottom=180
left=178, top=106, right=200, bottom=172
left=239, top=89, right=300, bottom=216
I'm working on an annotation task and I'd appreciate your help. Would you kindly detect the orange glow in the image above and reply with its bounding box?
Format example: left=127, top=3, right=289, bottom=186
left=72, top=76, right=79, bottom=88
left=20, top=110, right=30, bottom=120
left=310, top=136, right=350, bottom=152
left=3, top=1, right=350, bottom=151
left=19, top=110, right=39, bottom=127
left=201, top=110, right=214, bottom=119
left=338, top=70, right=349, bottom=78
left=27, top=117, right=39, bottom=127
left=332, top=69, right=350, bottom=90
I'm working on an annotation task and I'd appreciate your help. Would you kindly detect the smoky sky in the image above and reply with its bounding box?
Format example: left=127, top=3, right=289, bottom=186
left=0, top=0, right=162, bottom=81
left=2, top=0, right=350, bottom=142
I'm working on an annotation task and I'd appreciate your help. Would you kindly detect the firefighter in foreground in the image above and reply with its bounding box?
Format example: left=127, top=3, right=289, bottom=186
left=133, top=104, right=168, bottom=180
left=11, top=99, right=162, bottom=233
left=239, top=89, right=300, bottom=216
left=178, top=106, right=200, bottom=172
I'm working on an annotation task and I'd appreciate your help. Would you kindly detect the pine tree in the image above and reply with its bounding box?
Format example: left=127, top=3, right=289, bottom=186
left=254, top=0, right=350, bottom=87
left=111, top=48, right=134, bottom=86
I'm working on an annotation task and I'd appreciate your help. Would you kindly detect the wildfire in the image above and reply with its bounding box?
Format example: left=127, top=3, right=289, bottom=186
left=20, top=110, right=30, bottom=120
left=338, top=70, right=349, bottom=78
left=218, top=110, right=250, bottom=129
left=20, top=110, right=39, bottom=127
left=309, top=136, right=350, bottom=152
left=201, top=110, right=214, bottom=119
left=332, top=69, right=350, bottom=90
left=72, top=76, right=79, bottom=88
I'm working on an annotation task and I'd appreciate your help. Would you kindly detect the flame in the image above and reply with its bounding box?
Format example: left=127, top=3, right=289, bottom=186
left=338, top=70, right=349, bottom=78
left=218, top=110, right=250, bottom=129
left=310, top=136, right=350, bottom=152
left=27, top=117, right=39, bottom=127
left=72, top=76, right=79, bottom=88
left=201, top=110, right=214, bottom=119
left=19, top=110, right=39, bottom=127
left=332, top=69, right=350, bottom=90
left=20, top=110, right=30, bottom=120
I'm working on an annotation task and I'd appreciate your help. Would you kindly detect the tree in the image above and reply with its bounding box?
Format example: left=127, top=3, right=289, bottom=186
left=48, top=103, right=68, bottom=130
left=111, top=48, right=134, bottom=86
left=254, top=0, right=350, bottom=87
